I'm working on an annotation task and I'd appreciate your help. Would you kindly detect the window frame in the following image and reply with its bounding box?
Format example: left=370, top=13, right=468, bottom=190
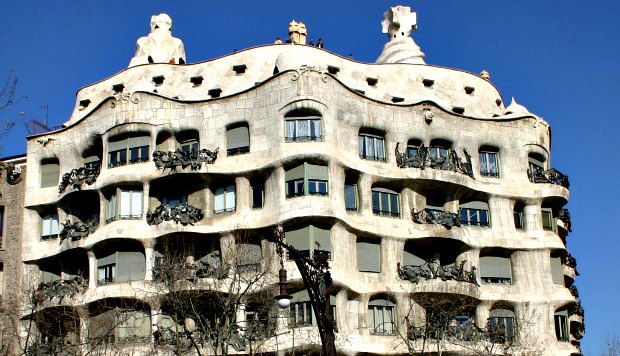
left=226, top=125, right=250, bottom=155
left=479, top=256, right=512, bottom=285
left=40, top=161, right=60, bottom=188
left=359, top=133, right=386, bottom=162
left=214, top=184, right=236, bottom=214
left=106, top=188, right=143, bottom=223
left=250, top=180, right=264, bottom=209
left=41, top=211, right=60, bottom=240
left=368, top=299, right=396, bottom=336
left=479, top=150, right=500, bottom=178
left=108, top=135, right=150, bottom=168
left=344, top=183, right=358, bottom=212
left=97, top=263, right=116, bottom=285
left=554, top=312, right=569, bottom=342
left=371, top=188, right=400, bottom=218
left=285, top=163, right=329, bottom=198
left=285, top=116, right=322, bottom=142
left=542, top=208, right=555, bottom=231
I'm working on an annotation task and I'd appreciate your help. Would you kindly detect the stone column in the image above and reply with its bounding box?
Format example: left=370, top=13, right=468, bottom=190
left=523, top=203, right=539, bottom=232
left=144, top=239, right=155, bottom=281
left=87, top=250, right=97, bottom=289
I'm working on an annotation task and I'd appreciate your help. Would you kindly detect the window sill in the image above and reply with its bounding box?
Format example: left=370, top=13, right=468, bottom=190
left=360, top=155, right=387, bottom=162
left=372, top=210, right=400, bottom=218
left=41, top=234, right=59, bottom=241
left=214, top=208, right=236, bottom=215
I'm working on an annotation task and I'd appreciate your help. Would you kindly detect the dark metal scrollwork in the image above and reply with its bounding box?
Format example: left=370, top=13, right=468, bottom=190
left=412, top=208, right=461, bottom=229
left=528, top=167, right=570, bottom=188
left=153, top=148, right=219, bottom=171
left=32, top=274, right=88, bottom=303
left=395, top=143, right=474, bottom=178
left=398, top=260, right=479, bottom=286
left=59, top=218, right=98, bottom=242
left=559, top=208, right=572, bottom=232
left=58, top=162, right=101, bottom=193
left=146, top=203, right=204, bottom=226
left=4, top=163, right=23, bottom=185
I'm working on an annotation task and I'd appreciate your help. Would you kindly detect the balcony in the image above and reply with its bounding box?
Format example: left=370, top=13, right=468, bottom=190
left=412, top=208, right=461, bottom=229
left=395, top=143, right=474, bottom=178
left=153, top=147, right=219, bottom=171
left=398, top=260, right=479, bottom=286
left=528, top=167, right=570, bottom=188
left=59, top=217, right=99, bottom=242
left=33, top=276, right=88, bottom=303
left=558, top=208, right=572, bottom=233
left=58, top=161, right=101, bottom=194
left=146, top=203, right=204, bottom=226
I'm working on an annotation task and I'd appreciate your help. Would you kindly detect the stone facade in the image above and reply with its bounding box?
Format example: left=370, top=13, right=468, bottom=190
left=10, top=7, right=582, bottom=356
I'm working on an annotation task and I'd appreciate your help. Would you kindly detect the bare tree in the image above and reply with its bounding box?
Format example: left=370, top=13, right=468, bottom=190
left=150, top=231, right=278, bottom=356
left=599, top=334, right=620, bottom=356
left=398, top=293, right=547, bottom=356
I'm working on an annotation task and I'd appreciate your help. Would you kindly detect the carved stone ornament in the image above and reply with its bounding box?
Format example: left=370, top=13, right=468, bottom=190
left=397, top=260, right=479, bottom=286
left=291, top=64, right=328, bottom=83
left=146, top=203, right=204, bottom=226
left=153, top=147, right=219, bottom=171
left=4, top=163, right=22, bottom=185
left=412, top=208, right=461, bottom=229
left=395, top=143, right=474, bottom=178
left=59, top=218, right=98, bottom=242
left=129, top=13, right=186, bottom=67
left=110, top=90, right=141, bottom=108
left=58, top=161, right=101, bottom=193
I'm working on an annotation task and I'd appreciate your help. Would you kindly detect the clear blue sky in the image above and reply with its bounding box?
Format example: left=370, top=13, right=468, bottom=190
left=1, top=1, right=618, bottom=353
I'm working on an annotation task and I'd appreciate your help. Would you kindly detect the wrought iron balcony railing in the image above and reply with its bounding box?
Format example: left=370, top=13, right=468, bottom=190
left=153, top=147, right=219, bottom=171
left=227, top=145, right=250, bottom=156
left=59, top=217, right=98, bottom=242
left=146, top=203, right=204, bottom=226
left=528, top=167, right=570, bottom=188
left=33, top=275, right=88, bottom=303
left=372, top=209, right=400, bottom=218
left=412, top=208, right=461, bottom=229
left=395, top=143, right=474, bottom=178
left=397, top=260, right=479, bottom=286
left=58, top=161, right=101, bottom=193
left=285, top=135, right=322, bottom=142
left=558, top=208, right=572, bottom=232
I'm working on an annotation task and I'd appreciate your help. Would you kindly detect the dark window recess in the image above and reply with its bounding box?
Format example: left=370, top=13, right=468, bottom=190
left=233, top=64, right=247, bottom=74
left=366, top=77, right=378, bottom=86
left=391, top=96, right=404, bottom=103
left=112, top=84, right=125, bottom=93
left=190, top=76, right=204, bottom=85
left=514, top=211, right=523, bottom=229
left=327, top=65, right=340, bottom=75
left=464, top=86, right=475, bottom=94
left=452, top=107, right=465, bottom=115
left=251, top=181, right=264, bottom=209
left=152, top=75, right=165, bottom=85
left=423, top=79, right=434, bottom=87
left=496, top=99, right=502, bottom=106
left=79, top=99, right=91, bottom=109
left=208, top=88, right=222, bottom=98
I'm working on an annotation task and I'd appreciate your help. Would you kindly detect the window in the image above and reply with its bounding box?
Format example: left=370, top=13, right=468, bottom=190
left=479, top=150, right=500, bottom=177
left=514, top=204, right=524, bottom=229
left=84, top=156, right=101, bottom=169
left=459, top=201, right=490, bottom=227
left=106, top=188, right=143, bottom=223
left=179, top=139, right=199, bottom=153
left=40, top=160, right=60, bottom=188
left=359, top=133, right=386, bottom=161
left=108, top=135, right=150, bottom=168
left=429, top=146, right=448, bottom=162
left=98, top=263, right=116, bottom=285
left=368, top=299, right=395, bottom=335
left=289, top=291, right=336, bottom=328
left=554, top=311, right=569, bottom=341
left=41, top=212, right=59, bottom=240
left=250, top=180, right=264, bottom=209
left=406, top=139, right=422, bottom=160
left=344, top=183, right=358, bottom=212
left=480, top=256, right=512, bottom=284
left=0, top=206, right=4, bottom=242
left=162, top=194, right=187, bottom=207
left=488, top=309, right=515, bottom=342
left=227, top=125, right=250, bottom=155
left=285, top=225, right=331, bottom=260
left=214, top=184, right=236, bottom=214
left=550, top=256, right=564, bottom=285
left=528, top=153, right=546, bottom=181
left=542, top=208, right=554, bottom=231
left=371, top=188, right=400, bottom=218
left=357, top=238, right=381, bottom=273
left=285, top=163, right=329, bottom=198
left=285, top=113, right=321, bottom=142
